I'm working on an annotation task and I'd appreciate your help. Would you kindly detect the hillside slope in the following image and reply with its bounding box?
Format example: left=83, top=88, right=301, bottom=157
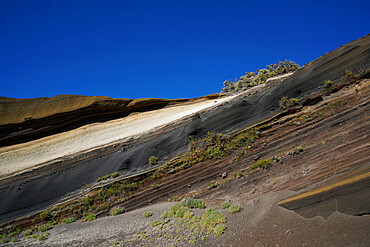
left=0, top=35, right=369, bottom=246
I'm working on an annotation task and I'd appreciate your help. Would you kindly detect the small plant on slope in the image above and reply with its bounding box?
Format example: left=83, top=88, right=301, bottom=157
left=143, top=211, right=152, bottom=217
left=221, top=202, right=230, bottom=209
left=110, top=207, right=125, bottom=216
left=228, top=204, right=243, bottom=214
left=149, top=156, right=158, bottom=165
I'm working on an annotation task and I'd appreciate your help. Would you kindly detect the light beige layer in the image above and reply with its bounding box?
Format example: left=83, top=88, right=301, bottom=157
left=0, top=95, right=235, bottom=177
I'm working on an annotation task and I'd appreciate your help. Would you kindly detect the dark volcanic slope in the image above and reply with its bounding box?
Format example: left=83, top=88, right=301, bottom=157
left=0, top=35, right=369, bottom=223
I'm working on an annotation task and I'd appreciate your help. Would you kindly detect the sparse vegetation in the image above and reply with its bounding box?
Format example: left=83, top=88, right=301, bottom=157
left=200, top=208, right=227, bottom=235
left=143, top=211, right=152, bottom=217
left=228, top=204, right=243, bottom=214
left=62, top=217, right=75, bottom=224
left=38, top=234, right=47, bottom=241
left=151, top=220, right=161, bottom=227
left=168, top=204, right=190, bottom=218
left=248, top=159, right=272, bottom=171
left=210, top=181, right=218, bottom=188
left=324, top=80, right=333, bottom=88
left=213, top=224, right=227, bottom=236
left=39, top=224, right=51, bottom=232
left=32, top=234, right=39, bottom=239
left=221, top=202, right=230, bottom=209
left=279, top=97, right=301, bottom=110
left=110, top=207, right=125, bottom=216
left=39, top=210, right=52, bottom=221
left=149, top=156, right=158, bottom=165
left=151, top=184, right=159, bottom=189
left=181, top=197, right=205, bottom=209
left=222, top=60, right=300, bottom=93
left=7, top=231, right=17, bottom=238
left=23, top=229, right=32, bottom=236
left=86, top=213, right=96, bottom=221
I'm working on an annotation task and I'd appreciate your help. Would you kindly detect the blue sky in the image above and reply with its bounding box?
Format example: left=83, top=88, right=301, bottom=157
left=0, top=0, right=369, bottom=99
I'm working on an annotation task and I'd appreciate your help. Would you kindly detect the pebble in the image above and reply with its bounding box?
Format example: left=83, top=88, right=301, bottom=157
left=221, top=172, right=227, bottom=179
left=285, top=229, right=294, bottom=235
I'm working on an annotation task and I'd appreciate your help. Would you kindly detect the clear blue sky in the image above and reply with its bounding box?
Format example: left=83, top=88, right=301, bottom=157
left=0, top=0, right=369, bottom=99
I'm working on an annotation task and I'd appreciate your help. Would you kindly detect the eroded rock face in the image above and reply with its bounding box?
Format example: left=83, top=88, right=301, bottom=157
left=0, top=35, right=369, bottom=223
left=278, top=173, right=370, bottom=219
left=0, top=94, right=223, bottom=147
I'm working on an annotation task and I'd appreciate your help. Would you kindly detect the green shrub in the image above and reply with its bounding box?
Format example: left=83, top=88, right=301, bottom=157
left=62, top=217, right=75, bottom=224
left=324, top=80, right=333, bottom=88
left=39, top=224, right=51, bottom=232
left=272, top=157, right=280, bottom=162
left=23, top=229, right=32, bottom=236
left=96, top=177, right=102, bottom=182
left=297, top=146, right=303, bottom=152
left=143, top=211, right=152, bottom=217
left=151, top=184, right=159, bottom=189
left=86, top=213, right=96, bottom=221
left=210, top=181, right=218, bottom=188
left=279, top=97, right=300, bottom=110
left=222, top=60, right=300, bottom=93
left=181, top=197, right=205, bottom=209
left=249, top=159, right=272, bottom=171
left=183, top=211, right=193, bottom=220
left=1, top=238, right=8, bottom=243
left=149, top=156, right=158, bottom=165
left=161, top=212, right=169, bottom=219
left=221, top=202, right=230, bottom=209
left=38, top=234, right=47, bottom=241
left=111, top=172, right=119, bottom=178
left=7, top=232, right=16, bottom=238
left=200, top=208, right=226, bottom=230
left=110, top=207, right=125, bottom=216
left=169, top=204, right=190, bottom=218
left=39, top=210, right=52, bottom=221
left=151, top=220, right=161, bottom=227
left=81, top=196, right=93, bottom=206
left=228, top=204, right=243, bottom=214
left=213, top=224, right=226, bottom=236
